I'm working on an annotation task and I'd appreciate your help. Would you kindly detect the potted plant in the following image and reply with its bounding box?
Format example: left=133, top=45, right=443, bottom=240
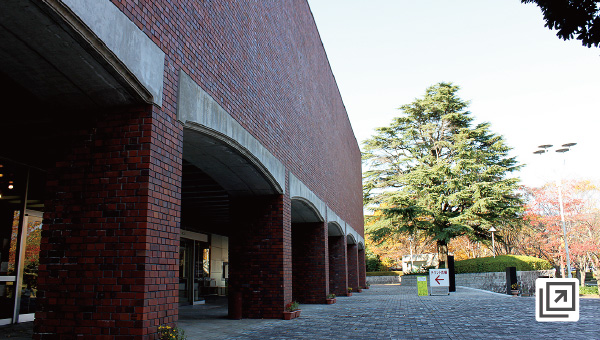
left=283, top=301, right=300, bottom=320
left=347, top=287, right=353, bottom=296
left=357, top=286, right=363, bottom=293
left=326, top=293, right=336, bottom=304
left=511, top=282, right=520, bottom=296
left=364, top=283, right=370, bottom=289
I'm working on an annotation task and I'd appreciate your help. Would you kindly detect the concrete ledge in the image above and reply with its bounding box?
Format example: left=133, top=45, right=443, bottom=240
left=63, top=0, right=165, bottom=106
left=345, top=224, right=364, bottom=249
left=289, top=173, right=325, bottom=220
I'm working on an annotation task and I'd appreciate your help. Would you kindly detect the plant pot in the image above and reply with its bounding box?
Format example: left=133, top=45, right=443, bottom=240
left=282, top=311, right=295, bottom=320
left=364, top=286, right=370, bottom=290
left=511, top=290, right=519, bottom=296
left=294, top=309, right=301, bottom=318
left=347, top=292, right=352, bottom=297
left=326, top=298, right=336, bottom=304
left=357, top=288, right=363, bottom=293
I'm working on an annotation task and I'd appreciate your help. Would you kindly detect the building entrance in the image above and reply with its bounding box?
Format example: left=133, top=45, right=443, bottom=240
left=0, top=158, right=45, bottom=325
left=179, top=235, right=211, bottom=305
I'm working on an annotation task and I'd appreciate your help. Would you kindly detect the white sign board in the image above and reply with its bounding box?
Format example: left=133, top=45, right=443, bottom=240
left=429, top=269, right=449, bottom=287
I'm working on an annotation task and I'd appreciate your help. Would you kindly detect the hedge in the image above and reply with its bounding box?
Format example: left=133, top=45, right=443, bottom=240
left=366, top=271, right=403, bottom=276
left=454, top=255, right=553, bottom=274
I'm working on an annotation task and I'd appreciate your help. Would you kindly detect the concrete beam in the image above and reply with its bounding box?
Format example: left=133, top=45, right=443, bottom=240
left=289, top=173, right=326, bottom=222
left=63, top=0, right=165, bottom=106
left=345, top=223, right=364, bottom=249
left=326, top=207, right=345, bottom=237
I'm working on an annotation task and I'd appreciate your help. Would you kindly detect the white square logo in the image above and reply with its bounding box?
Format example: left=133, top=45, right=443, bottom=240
left=535, top=278, right=579, bottom=322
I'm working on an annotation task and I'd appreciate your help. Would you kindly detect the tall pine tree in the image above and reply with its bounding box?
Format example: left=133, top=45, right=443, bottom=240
left=363, top=83, right=523, bottom=267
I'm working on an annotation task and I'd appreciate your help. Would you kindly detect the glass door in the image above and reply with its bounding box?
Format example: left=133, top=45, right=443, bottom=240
left=179, top=237, right=211, bottom=305
left=0, top=159, right=45, bottom=325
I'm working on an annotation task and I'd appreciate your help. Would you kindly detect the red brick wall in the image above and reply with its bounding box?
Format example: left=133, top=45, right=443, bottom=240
left=347, top=244, right=359, bottom=292
left=35, top=105, right=182, bottom=339
left=108, top=0, right=363, bottom=235
left=292, top=222, right=328, bottom=303
left=229, top=195, right=291, bottom=319
left=328, top=236, right=348, bottom=297
left=358, top=249, right=366, bottom=288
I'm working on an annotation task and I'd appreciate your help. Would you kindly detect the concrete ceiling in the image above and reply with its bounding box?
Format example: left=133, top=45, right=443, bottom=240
left=291, top=199, right=324, bottom=223
left=327, top=222, right=344, bottom=237
left=183, top=128, right=279, bottom=197
left=0, top=0, right=149, bottom=110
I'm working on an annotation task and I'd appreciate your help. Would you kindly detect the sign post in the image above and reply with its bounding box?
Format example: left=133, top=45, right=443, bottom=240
left=417, top=276, right=428, bottom=296
left=429, top=268, right=450, bottom=295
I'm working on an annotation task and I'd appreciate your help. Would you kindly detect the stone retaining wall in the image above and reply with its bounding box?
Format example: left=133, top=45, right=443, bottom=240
left=455, top=270, right=556, bottom=295
left=396, top=270, right=556, bottom=295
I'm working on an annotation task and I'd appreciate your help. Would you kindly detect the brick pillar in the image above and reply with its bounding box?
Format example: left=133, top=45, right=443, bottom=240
left=358, top=248, right=366, bottom=288
left=292, top=222, right=328, bottom=303
left=229, top=194, right=291, bottom=318
left=35, top=105, right=182, bottom=339
left=328, top=235, right=347, bottom=296
left=347, top=243, right=359, bottom=292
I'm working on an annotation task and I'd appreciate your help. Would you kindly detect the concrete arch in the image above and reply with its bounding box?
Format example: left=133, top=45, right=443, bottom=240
left=183, top=125, right=283, bottom=196
left=327, top=221, right=344, bottom=237
left=289, top=173, right=326, bottom=221
left=358, top=241, right=365, bottom=250
left=179, top=70, right=286, bottom=196
left=346, top=233, right=357, bottom=245
left=291, top=197, right=325, bottom=223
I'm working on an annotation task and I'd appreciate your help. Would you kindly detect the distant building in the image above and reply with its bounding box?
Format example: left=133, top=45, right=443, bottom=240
left=402, top=253, right=439, bottom=273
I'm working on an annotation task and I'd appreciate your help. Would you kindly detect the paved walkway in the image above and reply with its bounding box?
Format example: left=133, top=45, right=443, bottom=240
left=178, top=284, right=599, bottom=340
left=2, top=284, right=599, bottom=339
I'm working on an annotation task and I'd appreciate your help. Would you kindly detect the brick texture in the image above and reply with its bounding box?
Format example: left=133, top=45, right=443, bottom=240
left=108, top=0, right=363, bottom=234
left=328, top=236, right=348, bottom=297
left=347, top=244, right=359, bottom=292
left=292, top=222, right=328, bottom=303
left=358, top=249, right=366, bottom=288
left=229, top=195, right=291, bottom=319
left=34, top=105, right=182, bottom=339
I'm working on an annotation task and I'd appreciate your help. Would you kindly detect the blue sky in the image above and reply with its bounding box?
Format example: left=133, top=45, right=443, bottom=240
left=307, top=0, right=600, bottom=187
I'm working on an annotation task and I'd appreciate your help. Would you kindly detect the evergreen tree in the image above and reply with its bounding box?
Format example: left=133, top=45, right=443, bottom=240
left=522, top=0, right=600, bottom=48
left=363, top=83, right=523, bottom=267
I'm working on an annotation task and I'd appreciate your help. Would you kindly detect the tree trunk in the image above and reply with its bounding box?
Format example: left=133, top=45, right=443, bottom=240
left=437, top=240, right=448, bottom=269
left=579, top=270, right=586, bottom=287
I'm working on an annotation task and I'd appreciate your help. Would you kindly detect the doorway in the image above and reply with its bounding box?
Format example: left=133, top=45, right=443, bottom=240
left=179, top=236, right=212, bottom=305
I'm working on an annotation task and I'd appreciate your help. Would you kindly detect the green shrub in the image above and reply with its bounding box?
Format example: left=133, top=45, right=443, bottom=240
left=454, top=255, right=553, bottom=274
left=579, top=285, right=598, bottom=295
left=366, top=271, right=403, bottom=276
left=366, top=253, right=383, bottom=272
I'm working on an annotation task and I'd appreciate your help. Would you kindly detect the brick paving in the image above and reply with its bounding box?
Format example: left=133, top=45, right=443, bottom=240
left=2, top=284, right=599, bottom=339
left=180, top=284, right=599, bottom=340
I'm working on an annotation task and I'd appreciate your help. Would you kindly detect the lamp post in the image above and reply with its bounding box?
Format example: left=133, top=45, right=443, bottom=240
left=533, top=143, right=576, bottom=278
left=408, top=236, right=414, bottom=273
left=488, top=226, right=497, bottom=258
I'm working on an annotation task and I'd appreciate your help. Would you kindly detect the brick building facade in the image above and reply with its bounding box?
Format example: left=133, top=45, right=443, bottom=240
left=0, top=0, right=365, bottom=338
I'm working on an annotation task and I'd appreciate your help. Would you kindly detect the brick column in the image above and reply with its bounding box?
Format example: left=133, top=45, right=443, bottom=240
left=347, top=243, right=359, bottom=292
left=229, top=194, right=291, bottom=318
left=358, top=248, right=366, bottom=288
left=328, top=235, right=347, bottom=296
left=292, top=222, right=328, bottom=303
left=35, top=105, right=182, bottom=339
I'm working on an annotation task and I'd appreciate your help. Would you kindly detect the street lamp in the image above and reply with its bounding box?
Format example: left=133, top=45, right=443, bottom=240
left=533, top=143, right=576, bottom=278
left=488, top=226, right=497, bottom=258
left=408, top=236, right=414, bottom=273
